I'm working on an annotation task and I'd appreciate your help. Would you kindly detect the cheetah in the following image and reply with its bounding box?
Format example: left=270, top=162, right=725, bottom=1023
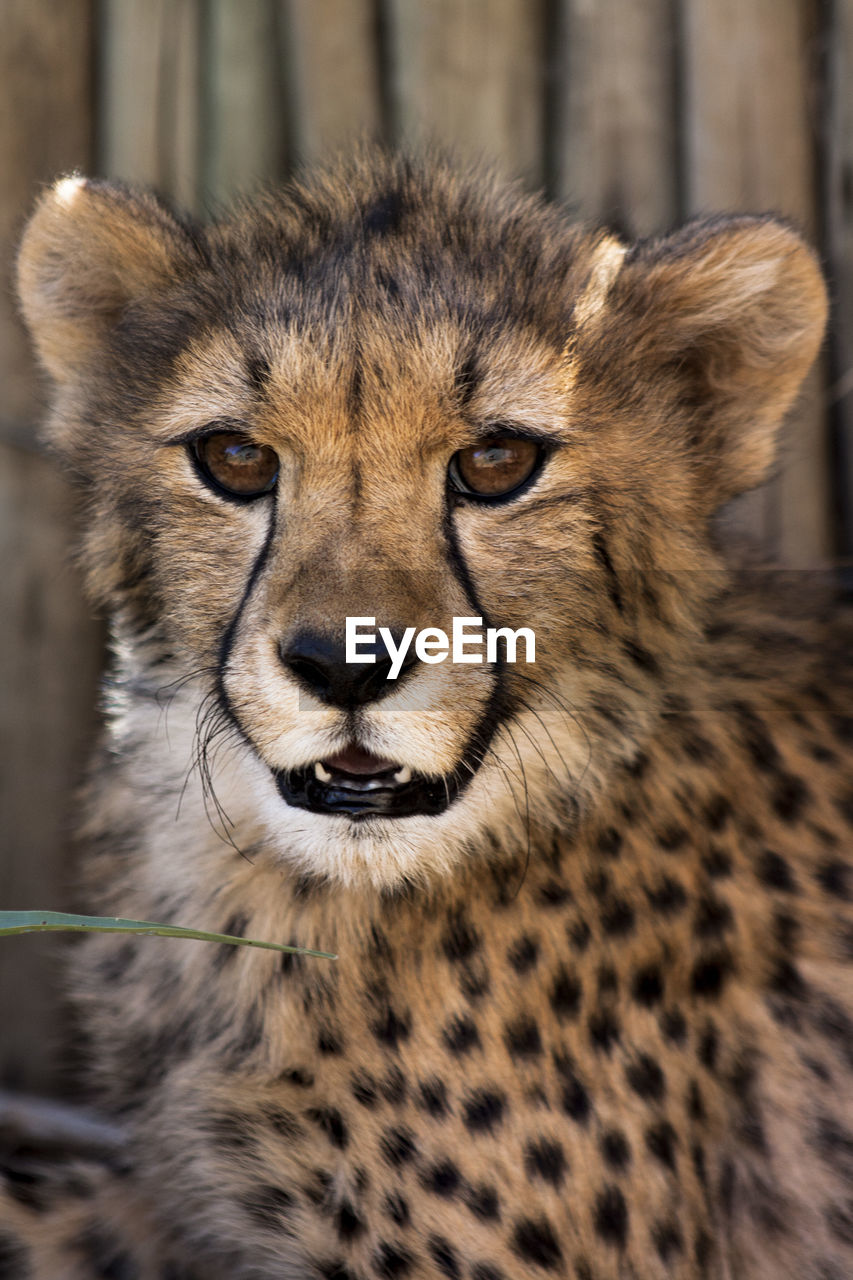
left=3, top=150, right=852, bottom=1278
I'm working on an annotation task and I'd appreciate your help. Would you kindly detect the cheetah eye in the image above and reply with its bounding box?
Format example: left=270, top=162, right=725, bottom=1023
left=191, top=432, right=279, bottom=500
left=448, top=435, right=543, bottom=500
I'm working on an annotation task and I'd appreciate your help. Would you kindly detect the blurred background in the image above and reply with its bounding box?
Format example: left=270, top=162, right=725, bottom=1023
left=1, top=0, right=852, bottom=1096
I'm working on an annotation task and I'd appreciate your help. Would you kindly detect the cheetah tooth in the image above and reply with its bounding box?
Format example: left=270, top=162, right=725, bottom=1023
left=314, top=761, right=332, bottom=782
left=393, top=766, right=412, bottom=784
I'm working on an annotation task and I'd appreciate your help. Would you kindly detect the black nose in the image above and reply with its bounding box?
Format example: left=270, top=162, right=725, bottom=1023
left=279, top=630, right=419, bottom=708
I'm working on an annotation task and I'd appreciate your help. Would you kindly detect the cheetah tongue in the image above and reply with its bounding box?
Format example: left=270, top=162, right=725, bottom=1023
left=321, top=746, right=399, bottom=777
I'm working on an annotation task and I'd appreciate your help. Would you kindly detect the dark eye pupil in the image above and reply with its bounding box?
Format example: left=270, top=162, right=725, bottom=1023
left=193, top=431, right=279, bottom=499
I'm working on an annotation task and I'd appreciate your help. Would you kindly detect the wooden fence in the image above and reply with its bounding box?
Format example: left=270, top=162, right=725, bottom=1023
left=1, top=0, right=851, bottom=1093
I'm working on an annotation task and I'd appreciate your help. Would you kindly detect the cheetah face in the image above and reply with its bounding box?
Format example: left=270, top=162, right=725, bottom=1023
left=17, top=160, right=826, bottom=885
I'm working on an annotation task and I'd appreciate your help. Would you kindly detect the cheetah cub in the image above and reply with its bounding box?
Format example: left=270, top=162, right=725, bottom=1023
left=5, top=152, right=852, bottom=1279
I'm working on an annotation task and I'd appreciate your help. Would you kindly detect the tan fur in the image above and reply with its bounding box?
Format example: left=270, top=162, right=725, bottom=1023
left=3, top=152, right=850, bottom=1279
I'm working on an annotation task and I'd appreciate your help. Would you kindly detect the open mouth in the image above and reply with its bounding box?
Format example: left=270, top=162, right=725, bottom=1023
left=275, top=744, right=460, bottom=819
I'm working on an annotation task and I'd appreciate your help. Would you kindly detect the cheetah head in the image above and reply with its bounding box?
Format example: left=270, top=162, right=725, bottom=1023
left=17, top=155, right=826, bottom=887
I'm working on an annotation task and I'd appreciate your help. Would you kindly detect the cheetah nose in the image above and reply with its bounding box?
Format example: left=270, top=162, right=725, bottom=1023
left=279, top=630, right=418, bottom=708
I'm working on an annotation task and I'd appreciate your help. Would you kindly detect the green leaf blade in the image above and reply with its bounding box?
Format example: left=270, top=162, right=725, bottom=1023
left=0, top=911, right=336, bottom=960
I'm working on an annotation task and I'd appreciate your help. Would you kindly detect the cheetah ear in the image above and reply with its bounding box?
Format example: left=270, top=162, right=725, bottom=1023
left=603, top=215, right=828, bottom=505
left=16, top=175, right=198, bottom=386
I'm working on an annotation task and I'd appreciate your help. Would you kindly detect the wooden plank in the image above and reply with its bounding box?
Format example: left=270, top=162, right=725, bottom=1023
left=0, top=449, right=103, bottom=1093
left=824, top=0, right=853, bottom=563
left=681, top=0, right=827, bottom=566
left=282, top=0, right=382, bottom=163
left=385, top=0, right=545, bottom=182
left=100, top=0, right=203, bottom=209
left=203, top=0, right=286, bottom=206
left=551, top=0, right=679, bottom=236
left=0, top=0, right=101, bottom=1094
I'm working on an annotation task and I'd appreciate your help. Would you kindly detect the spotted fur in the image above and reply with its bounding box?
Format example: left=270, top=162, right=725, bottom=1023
left=4, top=150, right=851, bottom=1278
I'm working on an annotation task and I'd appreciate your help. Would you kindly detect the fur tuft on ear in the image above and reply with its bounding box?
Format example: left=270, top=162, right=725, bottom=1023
left=16, top=175, right=199, bottom=386
left=601, top=215, right=828, bottom=505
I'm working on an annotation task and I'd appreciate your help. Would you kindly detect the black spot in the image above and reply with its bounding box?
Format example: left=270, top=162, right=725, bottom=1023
left=307, top=1107, right=349, bottom=1149
left=592, top=531, right=624, bottom=613
left=657, top=826, right=687, bottom=853
left=698, top=1024, right=719, bottom=1070
left=623, top=639, right=661, bottom=675
left=279, top=1066, right=314, bottom=1088
left=442, top=1014, right=480, bottom=1055
left=652, top=1219, right=683, bottom=1263
left=687, top=1080, right=705, bottom=1121
left=470, top=1267, right=504, bottom=1280
left=420, top=1160, right=461, bottom=1198
left=241, top=1184, right=295, bottom=1230
left=769, top=957, right=806, bottom=998
left=245, top=350, right=270, bottom=391
left=814, top=1116, right=853, bottom=1179
left=588, top=1008, right=621, bottom=1053
left=596, top=826, right=623, bottom=858
left=772, top=773, right=810, bottom=822
left=383, top=1192, right=409, bottom=1226
left=380, top=1066, right=408, bottom=1105
left=524, top=1138, right=567, bottom=1187
left=417, top=1077, right=449, bottom=1117
left=465, top=1183, right=500, bottom=1221
left=568, top=918, right=592, bottom=951
left=550, top=966, right=582, bottom=1019
left=351, top=1070, right=378, bottom=1107
left=626, top=1053, right=665, bottom=1101
left=646, top=1121, right=678, bottom=1171
left=813, top=996, right=853, bottom=1067
left=317, top=1026, right=344, bottom=1055
left=463, top=1088, right=506, bottom=1133
left=371, top=1005, right=411, bottom=1049
left=428, top=1236, right=461, bottom=1278
left=733, top=702, right=780, bottom=771
left=74, top=1224, right=139, bottom=1279
left=441, top=910, right=482, bottom=963
left=645, top=877, right=687, bottom=916
left=694, top=894, right=733, bottom=938
left=704, top=793, right=732, bottom=831
left=262, top=1106, right=302, bottom=1139
left=303, top=1167, right=333, bottom=1206
left=817, top=860, right=850, bottom=899
left=98, top=939, right=136, bottom=983
left=335, top=1199, right=365, bottom=1240
left=538, top=879, right=573, bottom=907
left=364, top=190, right=407, bottom=236
left=511, top=1217, right=563, bottom=1270
left=508, top=935, right=539, bottom=972
left=208, top=1112, right=255, bottom=1150
left=690, top=952, right=733, bottom=998
left=599, top=1129, right=631, bottom=1170
left=1, top=1164, right=51, bottom=1212
left=459, top=959, right=491, bottom=1000
left=455, top=345, right=480, bottom=408
left=702, top=846, right=733, bottom=878
left=0, top=1231, right=29, bottom=1280
left=826, top=1201, right=853, bottom=1246
left=694, top=1227, right=713, bottom=1270
left=374, top=1241, right=414, bottom=1278
left=318, top=1261, right=357, bottom=1280
left=756, top=849, right=796, bottom=892
left=632, top=964, right=664, bottom=1007
left=555, top=1054, right=591, bottom=1123
left=593, top=1185, right=629, bottom=1248
left=599, top=898, right=634, bottom=940
left=504, top=1015, right=542, bottom=1058
left=379, top=1126, right=417, bottom=1167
